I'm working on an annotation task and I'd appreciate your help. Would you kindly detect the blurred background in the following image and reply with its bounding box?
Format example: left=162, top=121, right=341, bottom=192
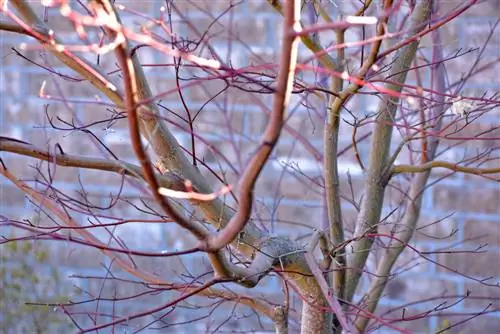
left=1, top=1, right=500, bottom=333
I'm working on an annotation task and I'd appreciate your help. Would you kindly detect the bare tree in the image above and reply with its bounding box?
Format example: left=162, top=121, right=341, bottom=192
left=1, top=0, right=499, bottom=333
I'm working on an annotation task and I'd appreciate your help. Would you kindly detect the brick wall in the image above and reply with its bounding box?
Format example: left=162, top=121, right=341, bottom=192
left=1, top=1, right=499, bottom=332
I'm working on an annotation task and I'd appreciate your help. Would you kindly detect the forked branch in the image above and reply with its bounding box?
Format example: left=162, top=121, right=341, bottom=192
left=203, top=0, right=300, bottom=251
left=355, top=23, right=448, bottom=331
left=344, top=0, right=433, bottom=302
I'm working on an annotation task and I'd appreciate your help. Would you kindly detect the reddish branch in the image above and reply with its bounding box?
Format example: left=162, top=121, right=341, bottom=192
left=1, top=0, right=499, bottom=333
left=97, top=2, right=207, bottom=241
left=202, top=0, right=301, bottom=251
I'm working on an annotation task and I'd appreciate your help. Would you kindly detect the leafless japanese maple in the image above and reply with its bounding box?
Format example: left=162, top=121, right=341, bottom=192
left=1, top=0, right=499, bottom=333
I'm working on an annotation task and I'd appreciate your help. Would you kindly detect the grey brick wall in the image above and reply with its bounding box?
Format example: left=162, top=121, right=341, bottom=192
left=1, top=1, right=500, bottom=333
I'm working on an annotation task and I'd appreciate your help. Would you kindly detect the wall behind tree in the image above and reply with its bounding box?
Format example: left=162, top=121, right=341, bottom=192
left=1, top=1, right=499, bottom=332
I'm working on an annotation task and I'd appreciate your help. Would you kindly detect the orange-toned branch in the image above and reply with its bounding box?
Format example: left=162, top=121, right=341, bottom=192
left=203, top=0, right=300, bottom=251
left=95, top=0, right=207, bottom=242
left=0, top=164, right=274, bottom=319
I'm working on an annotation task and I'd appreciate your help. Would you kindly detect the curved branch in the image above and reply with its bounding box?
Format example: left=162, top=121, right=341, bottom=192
left=4, top=2, right=331, bottom=332
left=102, top=0, right=207, bottom=241
left=102, top=0, right=280, bottom=292
left=204, top=0, right=300, bottom=251
left=7, top=0, right=264, bottom=252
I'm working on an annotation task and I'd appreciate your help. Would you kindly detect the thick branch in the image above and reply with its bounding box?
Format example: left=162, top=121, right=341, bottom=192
left=323, top=0, right=393, bottom=313
left=4, top=2, right=331, bottom=331
left=344, top=0, right=432, bottom=302
left=96, top=1, right=208, bottom=245
left=323, top=26, right=345, bottom=306
left=8, top=0, right=263, bottom=254
left=273, top=306, right=289, bottom=334
left=354, top=25, right=448, bottom=331
left=306, top=231, right=351, bottom=333
left=99, top=0, right=265, bottom=288
left=0, top=137, right=185, bottom=190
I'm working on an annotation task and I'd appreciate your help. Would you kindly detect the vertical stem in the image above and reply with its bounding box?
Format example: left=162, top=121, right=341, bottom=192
left=274, top=306, right=289, bottom=334
left=344, top=0, right=432, bottom=302
left=355, top=15, right=447, bottom=331
left=324, top=28, right=346, bottom=333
